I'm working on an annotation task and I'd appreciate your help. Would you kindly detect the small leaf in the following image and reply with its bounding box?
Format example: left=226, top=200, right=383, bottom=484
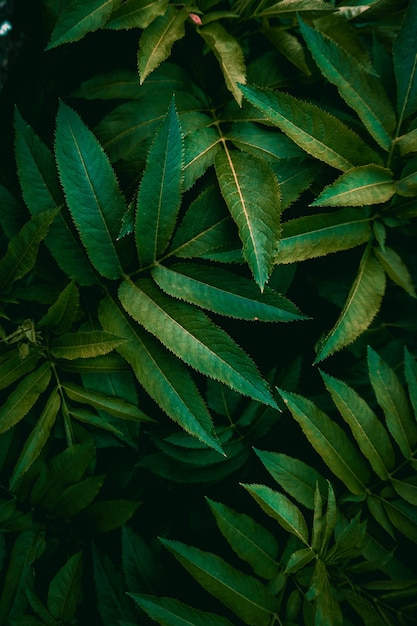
left=404, top=347, right=417, bottom=419
left=93, top=545, right=133, bottom=626
left=55, top=101, right=125, bottom=279
left=384, top=499, right=417, bottom=544
left=130, top=593, right=234, bottom=626
left=84, top=500, right=139, bottom=531
left=199, top=23, right=246, bottom=105
left=47, top=552, right=82, bottom=622
left=152, top=263, right=305, bottom=322
left=215, top=148, right=281, bottom=289
left=50, top=475, right=105, bottom=517
left=98, top=294, right=223, bottom=453
left=122, top=526, right=161, bottom=593
left=393, top=0, right=417, bottom=122
left=183, top=126, right=220, bottom=190
left=276, top=208, right=372, bottom=264
left=71, top=70, right=141, bottom=99
left=367, top=346, right=417, bottom=459
left=0, top=363, right=51, bottom=436
left=106, top=0, right=168, bottom=29
left=207, top=499, right=279, bottom=579
left=39, top=281, right=80, bottom=334
left=227, top=122, right=304, bottom=161
left=136, top=99, right=183, bottom=266
left=315, top=247, right=386, bottom=362
left=299, top=18, right=396, bottom=150
left=119, top=278, right=276, bottom=407
left=46, top=0, right=120, bottom=49
left=51, top=331, right=125, bottom=360
left=62, top=381, right=152, bottom=421
left=285, top=547, right=315, bottom=574
left=0, top=210, right=58, bottom=293
left=374, top=245, right=417, bottom=298
left=254, top=449, right=326, bottom=509
left=257, top=0, right=334, bottom=17
left=160, top=538, right=279, bottom=626
left=240, top=84, right=381, bottom=171
left=277, top=387, right=370, bottom=494
left=10, top=388, right=60, bottom=492
left=138, top=5, right=188, bottom=83
left=311, top=166, right=396, bottom=207
left=320, top=370, right=395, bottom=480
left=391, top=477, right=417, bottom=506
left=242, top=483, right=309, bottom=545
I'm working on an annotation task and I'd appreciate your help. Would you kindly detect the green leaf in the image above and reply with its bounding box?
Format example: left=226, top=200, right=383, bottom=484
left=0, top=183, right=25, bottom=238
left=98, top=294, right=223, bottom=453
left=391, top=477, right=417, bottom=506
left=50, top=330, right=125, bottom=360
left=277, top=387, right=370, bottom=494
left=0, top=363, right=51, bottom=436
left=84, top=500, right=139, bottom=531
left=227, top=122, right=304, bottom=161
left=0, top=529, right=45, bottom=622
left=136, top=99, right=183, bottom=266
left=285, top=547, right=315, bottom=574
left=169, top=185, right=238, bottom=259
left=160, top=539, right=279, bottom=626
left=0, top=352, right=39, bottom=392
left=311, top=166, right=396, bottom=207
left=46, top=0, right=121, bottom=49
left=0, top=209, right=58, bottom=293
left=276, top=208, right=372, bottom=264
left=270, top=159, right=319, bottom=211
left=254, top=449, right=326, bottom=509
left=47, top=552, right=82, bottom=622
left=315, top=247, right=386, bottom=362
left=384, top=499, right=417, bottom=544
left=14, top=109, right=96, bottom=285
left=55, top=101, right=125, bottom=279
left=207, top=499, right=279, bottom=580
left=393, top=0, right=417, bottom=122
left=320, top=371, right=395, bottom=480
left=256, top=0, right=335, bottom=18
left=367, top=346, right=417, bottom=459
left=374, top=245, right=417, bottom=298
left=48, top=475, right=105, bottom=517
left=130, top=593, right=235, bottom=626
left=404, top=347, right=417, bottom=419
left=199, top=23, right=246, bottom=105
left=183, top=126, right=220, bottom=190
left=299, top=19, right=395, bottom=150
left=264, top=27, right=311, bottom=75
left=93, top=545, right=133, bottom=626
left=240, top=84, right=381, bottom=171
left=10, top=388, right=60, bottom=492
left=39, top=281, right=80, bottom=334
left=151, top=263, right=305, bottom=322
left=119, top=278, right=276, bottom=407
left=62, top=381, right=152, bottom=421
left=122, top=526, right=161, bottom=593
left=215, top=148, right=281, bottom=290
left=138, top=5, right=188, bottom=83
left=242, top=483, right=309, bottom=545
left=71, top=70, right=141, bottom=99
left=106, top=0, right=168, bottom=29
left=396, top=127, right=417, bottom=156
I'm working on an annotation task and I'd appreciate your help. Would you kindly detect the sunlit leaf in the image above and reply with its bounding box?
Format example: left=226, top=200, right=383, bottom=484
left=311, top=166, right=396, bottom=207
left=51, top=331, right=126, bottom=360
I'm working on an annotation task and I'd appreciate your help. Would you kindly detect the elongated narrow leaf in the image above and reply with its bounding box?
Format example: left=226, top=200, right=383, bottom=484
left=50, top=331, right=125, bottom=360
left=384, top=499, right=417, bottom=544
left=311, top=166, right=396, bottom=207
left=0, top=209, right=58, bottom=293
left=71, top=70, right=141, bottom=99
left=254, top=449, right=326, bottom=509
left=106, top=0, right=168, bottom=29
left=55, top=102, right=125, bottom=279
left=242, top=483, right=309, bottom=544
left=138, top=5, right=188, bottom=83
left=119, top=278, right=276, bottom=407
left=275, top=208, right=372, bottom=264
left=207, top=499, right=279, bottom=579
left=240, top=84, right=381, bottom=171
left=62, top=381, right=152, bottom=421
left=160, top=539, right=279, bottom=626
left=152, top=263, right=305, bottom=322
left=265, top=26, right=311, bottom=75
left=98, top=294, right=223, bottom=453
left=320, top=371, right=395, bottom=480
left=183, top=126, right=220, bottom=190
left=14, top=110, right=96, bottom=286
left=227, top=122, right=304, bottom=161
left=169, top=185, right=238, bottom=259
left=271, top=158, right=319, bottom=210
left=39, top=281, right=80, bottom=335
left=136, top=99, right=183, bottom=265
left=391, top=477, right=417, bottom=506
left=215, top=148, right=281, bottom=289
left=130, top=593, right=234, bottom=626
left=299, top=19, right=395, bottom=150
left=46, top=0, right=120, bottom=49
left=367, top=346, right=417, bottom=459
left=374, top=246, right=417, bottom=298
left=396, top=128, right=417, bottom=156
left=10, top=388, right=60, bottom=492
left=47, top=552, right=82, bottom=622
left=199, top=23, right=246, bottom=105
left=315, top=247, right=386, bottom=362
left=277, top=388, right=370, bottom=494
left=257, top=0, right=334, bottom=17
left=393, top=0, right=417, bottom=122
left=0, top=352, right=39, bottom=392
left=405, top=347, right=417, bottom=420
left=0, top=363, right=51, bottom=435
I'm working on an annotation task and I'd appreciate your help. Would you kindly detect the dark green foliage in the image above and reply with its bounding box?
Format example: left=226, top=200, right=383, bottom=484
left=1, top=0, right=417, bottom=624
